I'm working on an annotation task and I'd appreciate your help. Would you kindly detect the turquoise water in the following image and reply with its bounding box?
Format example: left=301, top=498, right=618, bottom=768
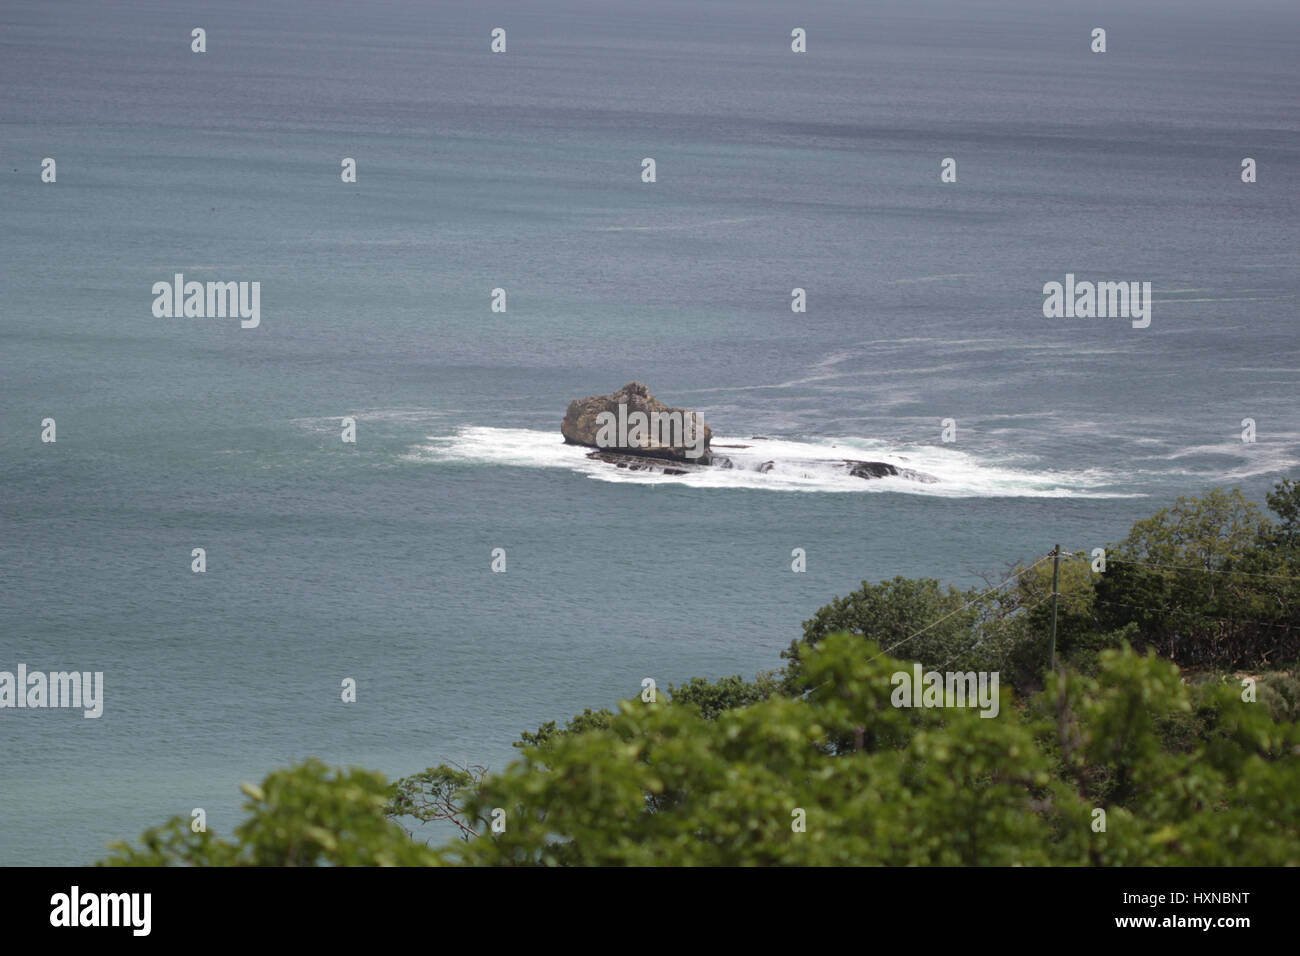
left=2, top=0, right=1298, bottom=864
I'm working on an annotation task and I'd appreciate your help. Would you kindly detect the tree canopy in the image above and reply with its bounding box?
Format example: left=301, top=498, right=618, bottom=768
left=100, top=481, right=1300, bottom=867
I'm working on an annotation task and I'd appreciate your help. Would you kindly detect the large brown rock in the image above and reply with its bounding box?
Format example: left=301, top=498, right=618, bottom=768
left=561, top=382, right=713, bottom=464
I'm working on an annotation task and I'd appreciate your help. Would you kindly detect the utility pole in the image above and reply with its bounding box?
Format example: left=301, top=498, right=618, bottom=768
left=1048, top=544, right=1061, bottom=671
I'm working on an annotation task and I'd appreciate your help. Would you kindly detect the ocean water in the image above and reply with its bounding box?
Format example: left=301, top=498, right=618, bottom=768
left=1, top=0, right=1297, bottom=865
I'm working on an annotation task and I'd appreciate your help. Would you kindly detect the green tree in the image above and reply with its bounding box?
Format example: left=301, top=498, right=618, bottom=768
left=101, top=759, right=441, bottom=866
left=1097, top=487, right=1298, bottom=667
left=666, top=671, right=783, bottom=719
left=100, top=484, right=1300, bottom=867
left=788, top=576, right=1001, bottom=685
left=1264, top=477, right=1300, bottom=551
left=100, top=639, right=1300, bottom=867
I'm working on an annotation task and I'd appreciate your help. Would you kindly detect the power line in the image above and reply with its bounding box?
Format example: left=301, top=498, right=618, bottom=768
left=1049, top=543, right=1062, bottom=670
left=798, top=555, right=1055, bottom=698
left=1092, top=556, right=1298, bottom=584
left=805, top=547, right=1294, bottom=697
left=1090, top=596, right=1296, bottom=632
left=865, top=554, right=1054, bottom=663
left=937, top=591, right=1055, bottom=670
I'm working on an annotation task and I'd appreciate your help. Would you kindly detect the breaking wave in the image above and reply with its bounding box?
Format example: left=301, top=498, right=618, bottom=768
left=406, top=427, right=1144, bottom=498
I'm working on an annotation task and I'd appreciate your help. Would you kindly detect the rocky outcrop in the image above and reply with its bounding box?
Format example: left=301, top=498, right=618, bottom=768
left=846, top=460, right=939, bottom=483
left=562, top=382, right=713, bottom=464
left=585, top=450, right=734, bottom=475
left=583, top=449, right=936, bottom=482
left=562, top=386, right=938, bottom=484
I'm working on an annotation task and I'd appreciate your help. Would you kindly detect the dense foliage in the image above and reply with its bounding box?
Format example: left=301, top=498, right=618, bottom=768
left=100, top=482, right=1300, bottom=866
left=1097, top=486, right=1300, bottom=668
left=793, top=482, right=1300, bottom=686
left=101, top=761, right=435, bottom=866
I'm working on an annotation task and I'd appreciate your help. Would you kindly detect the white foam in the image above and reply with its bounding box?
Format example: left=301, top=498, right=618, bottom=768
left=1149, top=442, right=1300, bottom=480
left=889, top=273, right=980, bottom=284
left=408, top=427, right=1143, bottom=498
left=291, top=409, right=452, bottom=435
left=597, top=217, right=753, bottom=232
